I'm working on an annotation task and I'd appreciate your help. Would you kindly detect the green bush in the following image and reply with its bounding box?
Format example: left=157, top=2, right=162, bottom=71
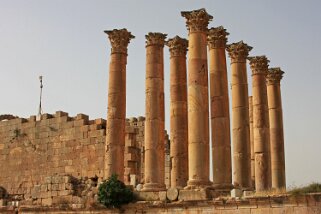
left=288, top=182, right=321, bottom=196
left=98, top=174, right=134, bottom=208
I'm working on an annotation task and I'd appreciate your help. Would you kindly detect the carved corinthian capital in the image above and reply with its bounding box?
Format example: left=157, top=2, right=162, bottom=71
left=248, top=56, right=270, bottom=75
left=181, top=8, right=213, bottom=33
left=267, top=67, right=284, bottom=85
left=104, top=29, right=135, bottom=54
left=145, top=32, right=167, bottom=47
left=166, top=36, right=188, bottom=57
left=226, top=41, right=253, bottom=63
left=207, top=26, right=229, bottom=49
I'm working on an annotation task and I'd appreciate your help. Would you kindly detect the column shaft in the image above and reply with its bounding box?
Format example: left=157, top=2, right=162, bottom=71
left=181, top=9, right=213, bottom=188
left=143, top=33, right=167, bottom=191
left=208, top=27, right=232, bottom=190
left=249, top=96, right=255, bottom=188
left=227, top=41, right=252, bottom=190
left=267, top=68, right=286, bottom=189
left=166, top=36, right=188, bottom=188
left=249, top=56, right=271, bottom=191
left=104, top=29, right=134, bottom=181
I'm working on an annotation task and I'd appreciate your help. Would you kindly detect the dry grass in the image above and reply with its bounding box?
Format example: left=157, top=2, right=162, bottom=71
left=287, top=183, right=321, bottom=196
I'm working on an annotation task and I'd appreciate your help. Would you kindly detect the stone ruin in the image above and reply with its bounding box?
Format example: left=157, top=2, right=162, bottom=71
left=0, top=8, right=306, bottom=213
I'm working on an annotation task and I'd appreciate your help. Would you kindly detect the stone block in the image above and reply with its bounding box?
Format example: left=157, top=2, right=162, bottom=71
left=55, top=111, right=68, bottom=117
left=231, top=188, right=243, bottom=197
left=134, top=191, right=160, bottom=201
left=178, top=189, right=212, bottom=201
left=95, top=118, right=106, bottom=126
left=41, top=197, right=52, bottom=206
left=159, top=191, right=167, bottom=201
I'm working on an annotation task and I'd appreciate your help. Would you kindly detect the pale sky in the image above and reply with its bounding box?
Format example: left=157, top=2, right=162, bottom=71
left=1, top=0, right=320, bottom=188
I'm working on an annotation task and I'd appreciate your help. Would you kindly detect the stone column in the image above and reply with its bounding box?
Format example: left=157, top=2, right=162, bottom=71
left=207, top=26, right=232, bottom=191
left=249, top=96, right=255, bottom=188
left=166, top=36, right=188, bottom=188
left=248, top=56, right=271, bottom=191
left=181, top=8, right=212, bottom=188
left=104, top=29, right=134, bottom=181
left=226, top=41, right=252, bottom=190
left=143, top=32, right=167, bottom=191
left=267, top=67, right=286, bottom=189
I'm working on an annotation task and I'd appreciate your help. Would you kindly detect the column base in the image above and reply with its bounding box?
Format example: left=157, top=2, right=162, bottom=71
left=212, top=183, right=234, bottom=196
left=185, top=179, right=213, bottom=190
left=141, top=183, right=166, bottom=192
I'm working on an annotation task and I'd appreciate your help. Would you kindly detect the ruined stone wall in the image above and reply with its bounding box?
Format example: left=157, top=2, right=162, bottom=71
left=0, top=112, right=170, bottom=200
left=124, top=117, right=171, bottom=188
left=0, top=111, right=106, bottom=198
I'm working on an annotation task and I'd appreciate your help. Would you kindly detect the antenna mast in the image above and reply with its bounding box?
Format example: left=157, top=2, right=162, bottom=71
left=37, top=76, right=43, bottom=121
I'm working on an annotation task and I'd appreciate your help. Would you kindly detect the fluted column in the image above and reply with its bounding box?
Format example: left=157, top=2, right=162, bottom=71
left=249, top=96, right=255, bottom=188
left=143, top=32, right=167, bottom=191
left=226, top=41, right=252, bottom=190
left=248, top=56, right=271, bottom=191
left=267, top=67, right=286, bottom=189
left=166, top=36, right=188, bottom=188
left=181, top=8, right=212, bottom=188
left=104, top=29, right=134, bottom=180
left=207, top=26, right=232, bottom=190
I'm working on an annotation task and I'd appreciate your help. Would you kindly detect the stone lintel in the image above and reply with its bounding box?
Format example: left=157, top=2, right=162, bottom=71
left=104, top=28, right=135, bottom=54
left=207, top=26, right=229, bottom=49
left=145, top=32, right=167, bottom=47
left=267, top=67, right=284, bottom=84
left=226, top=40, right=252, bottom=63
left=181, top=8, right=213, bottom=33
left=166, top=36, right=188, bottom=57
left=248, top=55, right=270, bottom=75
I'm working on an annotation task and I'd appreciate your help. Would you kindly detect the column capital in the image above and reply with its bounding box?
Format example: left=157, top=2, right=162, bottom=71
left=248, top=56, right=270, bottom=75
left=207, top=26, right=229, bottom=49
left=104, top=28, right=135, bottom=54
left=166, top=36, right=188, bottom=57
left=226, top=41, right=252, bottom=63
left=181, top=8, right=213, bottom=33
left=145, top=32, right=167, bottom=47
left=267, top=67, right=284, bottom=84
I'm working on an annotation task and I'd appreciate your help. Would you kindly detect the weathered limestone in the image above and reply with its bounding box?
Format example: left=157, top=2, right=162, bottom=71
left=226, top=41, right=252, bottom=190
left=267, top=67, right=286, bottom=189
left=248, top=56, right=271, bottom=191
left=181, top=8, right=212, bottom=188
left=249, top=96, right=255, bottom=188
left=143, top=32, right=167, bottom=191
left=207, top=26, right=232, bottom=191
left=104, top=29, right=134, bottom=180
left=166, top=36, right=188, bottom=188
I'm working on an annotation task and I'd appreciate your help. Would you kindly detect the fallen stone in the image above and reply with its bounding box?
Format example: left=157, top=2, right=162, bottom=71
left=167, top=188, right=179, bottom=201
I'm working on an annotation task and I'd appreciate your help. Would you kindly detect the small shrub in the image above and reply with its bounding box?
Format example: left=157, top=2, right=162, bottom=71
left=98, top=174, right=134, bottom=208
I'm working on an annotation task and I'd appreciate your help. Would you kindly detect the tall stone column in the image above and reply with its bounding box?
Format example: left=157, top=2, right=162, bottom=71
left=143, top=32, right=167, bottom=191
left=249, top=96, right=255, bottom=188
left=248, top=56, right=271, bottom=191
left=104, top=29, right=134, bottom=181
left=267, top=67, right=286, bottom=189
left=207, top=26, right=232, bottom=191
left=181, top=8, right=212, bottom=188
left=166, top=36, right=189, bottom=189
left=226, top=41, right=252, bottom=190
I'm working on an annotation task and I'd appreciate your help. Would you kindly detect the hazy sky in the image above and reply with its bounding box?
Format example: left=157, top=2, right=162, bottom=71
left=1, top=0, right=320, bottom=187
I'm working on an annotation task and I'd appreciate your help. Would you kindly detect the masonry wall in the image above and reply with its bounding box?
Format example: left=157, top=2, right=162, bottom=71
left=0, top=112, right=171, bottom=200
left=0, top=112, right=106, bottom=197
